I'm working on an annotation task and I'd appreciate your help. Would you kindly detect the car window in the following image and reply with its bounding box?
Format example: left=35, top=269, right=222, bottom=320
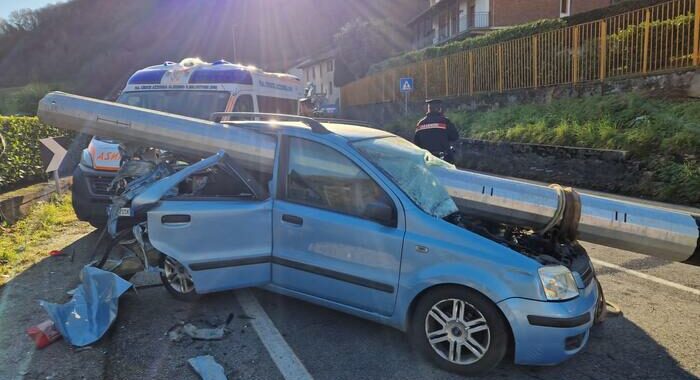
left=232, top=94, right=254, bottom=112
left=285, top=137, right=393, bottom=223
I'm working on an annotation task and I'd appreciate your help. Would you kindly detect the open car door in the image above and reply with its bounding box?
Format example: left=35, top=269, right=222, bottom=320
left=134, top=151, right=273, bottom=294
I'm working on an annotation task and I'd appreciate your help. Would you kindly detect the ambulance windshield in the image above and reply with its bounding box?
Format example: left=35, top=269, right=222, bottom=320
left=116, top=91, right=230, bottom=121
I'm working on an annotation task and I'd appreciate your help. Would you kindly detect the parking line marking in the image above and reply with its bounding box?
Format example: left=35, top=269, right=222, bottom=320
left=591, top=258, right=700, bottom=296
left=236, top=289, right=314, bottom=380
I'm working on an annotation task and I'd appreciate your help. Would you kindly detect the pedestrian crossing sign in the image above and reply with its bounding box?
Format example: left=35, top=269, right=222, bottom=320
left=400, top=77, right=413, bottom=92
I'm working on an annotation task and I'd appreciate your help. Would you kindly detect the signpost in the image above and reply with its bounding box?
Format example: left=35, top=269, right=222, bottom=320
left=39, top=136, right=70, bottom=195
left=399, top=77, right=413, bottom=115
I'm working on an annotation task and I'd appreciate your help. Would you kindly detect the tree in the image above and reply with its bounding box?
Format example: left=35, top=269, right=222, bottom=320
left=333, top=18, right=410, bottom=85
left=7, top=9, right=39, bottom=32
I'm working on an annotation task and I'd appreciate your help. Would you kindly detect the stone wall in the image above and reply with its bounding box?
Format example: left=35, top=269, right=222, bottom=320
left=453, top=139, right=644, bottom=194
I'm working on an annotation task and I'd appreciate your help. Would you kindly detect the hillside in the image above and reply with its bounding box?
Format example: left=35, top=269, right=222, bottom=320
left=0, top=0, right=424, bottom=99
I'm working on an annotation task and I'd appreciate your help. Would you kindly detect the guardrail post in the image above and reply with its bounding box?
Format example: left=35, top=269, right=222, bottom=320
left=532, top=36, right=539, bottom=88
left=600, top=20, right=608, bottom=81
left=444, top=56, right=449, bottom=96
left=694, top=0, right=700, bottom=65
left=498, top=44, right=504, bottom=92
left=572, top=26, right=580, bottom=84
left=643, top=9, right=651, bottom=73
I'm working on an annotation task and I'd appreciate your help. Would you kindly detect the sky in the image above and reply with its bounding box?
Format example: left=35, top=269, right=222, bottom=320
left=0, top=0, right=63, bottom=19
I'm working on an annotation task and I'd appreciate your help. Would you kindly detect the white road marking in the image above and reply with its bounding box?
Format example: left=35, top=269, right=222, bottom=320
left=591, top=258, right=700, bottom=296
left=236, top=289, right=314, bottom=380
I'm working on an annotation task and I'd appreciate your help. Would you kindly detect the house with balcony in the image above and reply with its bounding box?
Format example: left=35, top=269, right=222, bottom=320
left=409, top=0, right=613, bottom=49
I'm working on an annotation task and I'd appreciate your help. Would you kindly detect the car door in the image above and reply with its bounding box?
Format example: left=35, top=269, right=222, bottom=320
left=272, top=136, right=405, bottom=316
left=145, top=153, right=273, bottom=294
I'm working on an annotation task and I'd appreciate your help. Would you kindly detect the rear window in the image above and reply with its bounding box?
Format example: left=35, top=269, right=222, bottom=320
left=117, top=91, right=230, bottom=120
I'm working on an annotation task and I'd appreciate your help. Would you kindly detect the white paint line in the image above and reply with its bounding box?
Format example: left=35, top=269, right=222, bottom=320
left=236, top=289, right=314, bottom=380
left=591, top=258, right=700, bottom=296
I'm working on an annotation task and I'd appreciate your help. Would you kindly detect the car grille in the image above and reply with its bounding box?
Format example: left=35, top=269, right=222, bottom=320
left=89, top=176, right=114, bottom=195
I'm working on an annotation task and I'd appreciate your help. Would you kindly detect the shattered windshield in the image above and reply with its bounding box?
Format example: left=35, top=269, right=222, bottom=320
left=352, top=136, right=458, bottom=218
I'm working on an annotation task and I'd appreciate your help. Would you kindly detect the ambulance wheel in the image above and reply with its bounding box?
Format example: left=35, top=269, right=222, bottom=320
left=160, top=255, right=200, bottom=302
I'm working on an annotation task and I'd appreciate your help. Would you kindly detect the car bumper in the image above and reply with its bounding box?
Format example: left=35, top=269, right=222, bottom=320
left=497, top=277, right=599, bottom=366
left=72, top=164, right=117, bottom=223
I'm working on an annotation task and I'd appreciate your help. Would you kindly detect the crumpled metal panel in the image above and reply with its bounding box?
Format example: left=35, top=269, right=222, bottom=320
left=39, top=266, right=132, bottom=347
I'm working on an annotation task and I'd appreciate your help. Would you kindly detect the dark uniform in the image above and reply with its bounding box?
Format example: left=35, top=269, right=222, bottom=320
left=414, top=100, right=459, bottom=163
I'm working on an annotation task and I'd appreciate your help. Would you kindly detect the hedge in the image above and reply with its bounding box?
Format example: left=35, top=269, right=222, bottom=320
left=0, top=116, right=62, bottom=192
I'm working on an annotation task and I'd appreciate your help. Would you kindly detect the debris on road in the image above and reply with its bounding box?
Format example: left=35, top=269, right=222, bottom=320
left=188, top=355, right=227, bottom=380
left=48, top=250, right=64, bottom=256
left=26, top=319, right=62, bottom=349
left=183, top=323, right=225, bottom=340
left=39, top=266, right=132, bottom=347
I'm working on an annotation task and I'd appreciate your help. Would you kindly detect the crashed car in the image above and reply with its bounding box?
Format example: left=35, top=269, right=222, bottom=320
left=102, top=118, right=601, bottom=375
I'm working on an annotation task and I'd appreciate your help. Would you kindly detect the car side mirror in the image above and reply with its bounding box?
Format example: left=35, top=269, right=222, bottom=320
left=365, top=201, right=396, bottom=227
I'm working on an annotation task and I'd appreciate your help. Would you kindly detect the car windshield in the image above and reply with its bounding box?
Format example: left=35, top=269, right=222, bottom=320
left=352, top=136, right=458, bottom=218
left=116, top=90, right=230, bottom=120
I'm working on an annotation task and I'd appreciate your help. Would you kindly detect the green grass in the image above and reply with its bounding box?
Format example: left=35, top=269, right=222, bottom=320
left=385, top=94, right=700, bottom=205
left=0, top=193, right=85, bottom=283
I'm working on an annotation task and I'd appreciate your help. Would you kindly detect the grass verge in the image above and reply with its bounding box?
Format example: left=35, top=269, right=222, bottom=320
left=0, top=192, right=92, bottom=285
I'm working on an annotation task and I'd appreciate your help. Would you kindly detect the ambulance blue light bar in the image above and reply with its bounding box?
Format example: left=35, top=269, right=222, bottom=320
left=189, top=69, right=253, bottom=85
left=127, top=70, right=167, bottom=85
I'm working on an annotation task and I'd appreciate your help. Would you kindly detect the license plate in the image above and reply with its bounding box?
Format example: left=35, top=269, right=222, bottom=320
left=118, top=207, right=131, bottom=217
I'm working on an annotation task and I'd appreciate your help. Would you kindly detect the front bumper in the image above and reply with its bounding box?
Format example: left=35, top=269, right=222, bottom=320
left=72, top=164, right=117, bottom=223
left=497, top=277, right=599, bottom=366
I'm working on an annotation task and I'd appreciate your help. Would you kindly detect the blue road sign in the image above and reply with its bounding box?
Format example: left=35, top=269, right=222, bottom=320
left=399, top=77, right=414, bottom=92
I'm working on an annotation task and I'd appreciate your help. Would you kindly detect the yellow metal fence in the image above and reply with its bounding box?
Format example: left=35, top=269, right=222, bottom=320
left=341, top=0, right=699, bottom=108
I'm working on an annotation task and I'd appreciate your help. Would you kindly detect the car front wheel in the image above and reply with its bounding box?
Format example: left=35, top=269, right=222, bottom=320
left=160, top=255, right=200, bottom=302
left=410, top=287, right=509, bottom=375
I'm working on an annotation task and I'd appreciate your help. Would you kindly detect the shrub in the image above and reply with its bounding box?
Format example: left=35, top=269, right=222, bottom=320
left=0, top=116, right=62, bottom=192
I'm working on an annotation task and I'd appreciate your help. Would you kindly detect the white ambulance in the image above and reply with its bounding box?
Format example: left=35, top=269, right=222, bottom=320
left=73, top=58, right=304, bottom=226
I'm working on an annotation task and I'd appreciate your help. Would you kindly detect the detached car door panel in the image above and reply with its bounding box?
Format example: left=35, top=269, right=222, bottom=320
left=272, top=137, right=404, bottom=316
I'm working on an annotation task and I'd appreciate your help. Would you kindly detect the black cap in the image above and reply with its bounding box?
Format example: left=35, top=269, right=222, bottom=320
left=425, top=99, right=443, bottom=105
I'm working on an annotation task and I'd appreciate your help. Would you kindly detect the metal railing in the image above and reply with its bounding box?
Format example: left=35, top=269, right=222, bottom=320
left=470, top=12, right=491, bottom=28
left=341, top=0, right=698, bottom=108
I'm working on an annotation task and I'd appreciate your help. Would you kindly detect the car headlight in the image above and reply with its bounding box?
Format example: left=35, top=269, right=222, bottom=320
left=538, top=265, right=579, bottom=301
left=80, top=149, right=93, bottom=168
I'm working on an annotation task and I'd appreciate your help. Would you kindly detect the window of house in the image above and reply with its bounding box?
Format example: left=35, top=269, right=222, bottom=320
left=256, top=95, right=297, bottom=115
left=450, top=3, right=459, bottom=35
left=285, top=137, right=395, bottom=225
left=329, top=81, right=333, bottom=96
left=327, top=60, right=333, bottom=72
left=312, top=66, right=316, bottom=79
left=560, top=0, right=570, bottom=16
left=232, top=94, right=254, bottom=112
left=321, top=83, right=324, bottom=94
left=438, top=10, right=449, bottom=40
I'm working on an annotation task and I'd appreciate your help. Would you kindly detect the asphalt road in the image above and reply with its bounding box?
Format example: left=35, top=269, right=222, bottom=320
left=1, top=233, right=698, bottom=380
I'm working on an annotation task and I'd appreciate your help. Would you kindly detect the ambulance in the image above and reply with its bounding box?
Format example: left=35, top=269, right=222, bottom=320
left=72, top=58, right=304, bottom=226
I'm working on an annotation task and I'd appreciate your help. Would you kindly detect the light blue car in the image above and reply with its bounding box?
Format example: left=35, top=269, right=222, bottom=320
left=121, top=118, right=602, bottom=375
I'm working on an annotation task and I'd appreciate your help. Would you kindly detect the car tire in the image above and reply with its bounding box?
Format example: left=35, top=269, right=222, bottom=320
left=88, top=219, right=106, bottom=229
left=410, top=286, right=509, bottom=375
left=159, top=254, right=201, bottom=302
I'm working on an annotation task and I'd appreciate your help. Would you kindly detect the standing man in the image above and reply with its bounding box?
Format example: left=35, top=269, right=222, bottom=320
left=414, top=99, right=459, bottom=163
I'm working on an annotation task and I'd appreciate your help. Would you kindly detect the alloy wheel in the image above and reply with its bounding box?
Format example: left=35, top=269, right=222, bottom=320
left=424, top=298, right=491, bottom=365
left=163, top=256, right=194, bottom=294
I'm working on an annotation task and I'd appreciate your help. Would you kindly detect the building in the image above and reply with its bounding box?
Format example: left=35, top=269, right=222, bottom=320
left=288, top=49, right=341, bottom=108
left=409, top=0, right=613, bottom=49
